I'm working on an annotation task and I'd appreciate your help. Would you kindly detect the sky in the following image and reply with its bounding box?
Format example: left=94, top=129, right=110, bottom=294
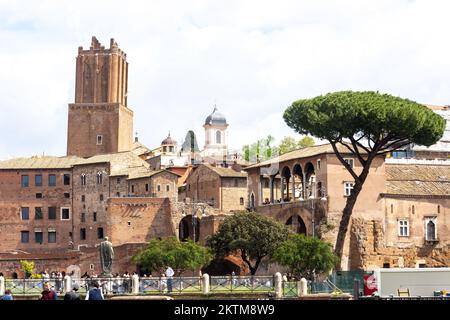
left=0, top=0, right=449, bottom=159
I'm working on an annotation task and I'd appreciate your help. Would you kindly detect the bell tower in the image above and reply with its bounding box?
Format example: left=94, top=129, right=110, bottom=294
left=67, top=36, right=133, bottom=157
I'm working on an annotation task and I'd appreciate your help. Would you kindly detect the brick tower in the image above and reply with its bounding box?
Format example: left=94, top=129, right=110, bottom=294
left=67, top=36, right=133, bottom=157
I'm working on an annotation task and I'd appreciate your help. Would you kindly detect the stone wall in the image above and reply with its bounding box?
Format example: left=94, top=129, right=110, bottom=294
left=72, top=163, right=110, bottom=248
left=349, top=217, right=450, bottom=270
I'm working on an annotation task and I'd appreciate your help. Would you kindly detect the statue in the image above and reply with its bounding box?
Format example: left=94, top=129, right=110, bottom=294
left=99, top=237, right=114, bottom=277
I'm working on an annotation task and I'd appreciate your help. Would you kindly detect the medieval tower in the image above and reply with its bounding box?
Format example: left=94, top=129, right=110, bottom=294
left=67, top=36, right=133, bottom=157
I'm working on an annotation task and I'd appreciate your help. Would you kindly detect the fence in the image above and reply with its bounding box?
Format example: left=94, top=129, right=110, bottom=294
left=210, top=275, right=274, bottom=294
left=4, top=278, right=65, bottom=295
left=0, top=273, right=362, bottom=297
left=310, top=271, right=370, bottom=294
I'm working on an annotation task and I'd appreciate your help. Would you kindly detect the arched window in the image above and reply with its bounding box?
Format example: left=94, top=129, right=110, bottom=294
left=97, top=172, right=103, bottom=185
left=216, top=130, right=221, bottom=144
left=81, top=174, right=86, bottom=186
left=426, top=219, right=436, bottom=241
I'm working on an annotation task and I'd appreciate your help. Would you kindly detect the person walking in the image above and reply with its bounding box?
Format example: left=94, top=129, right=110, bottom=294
left=85, top=281, right=105, bottom=300
left=165, top=266, right=174, bottom=294
left=63, top=283, right=80, bottom=301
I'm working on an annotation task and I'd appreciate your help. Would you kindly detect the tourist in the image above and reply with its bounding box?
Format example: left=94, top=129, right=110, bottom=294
left=64, top=283, right=80, bottom=301
left=160, top=273, right=167, bottom=293
left=85, top=281, right=105, bottom=300
left=1, top=289, right=13, bottom=300
left=56, top=271, right=63, bottom=293
left=165, top=266, right=174, bottom=293
left=39, top=282, right=58, bottom=300
left=123, top=271, right=130, bottom=293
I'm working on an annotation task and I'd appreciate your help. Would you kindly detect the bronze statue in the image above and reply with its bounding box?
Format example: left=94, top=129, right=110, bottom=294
left=99, top=237, right=114, bottom=277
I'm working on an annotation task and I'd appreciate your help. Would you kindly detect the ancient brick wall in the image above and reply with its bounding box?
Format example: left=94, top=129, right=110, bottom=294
left=0, top=169, right=73, bottom=253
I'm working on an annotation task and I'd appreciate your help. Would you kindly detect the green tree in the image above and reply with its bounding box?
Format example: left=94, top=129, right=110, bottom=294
left=20, top=260, right=41, bottom=279
left=298, top=136, right=315, bottom=148
left=278, top=136, right=315, bottom=155
left=278, top=136, right=298, bottom=155
left=284, top=91, right=445, bottom=266
left=132, top=237, right=212, bottom=276
left=206, top=212, right=290, bottom=275
left=273, top=234, right=338, bottom=281
left=243, top=135, right=278, bottom=162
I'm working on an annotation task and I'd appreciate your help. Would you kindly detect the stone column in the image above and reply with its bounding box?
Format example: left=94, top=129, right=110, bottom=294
left=281, top=177, right=285, bottom=203
left=275, top=272, right=282, bottom=298
left=0, top=276, right=4, bottom=295
left=298, top=278, right=308, bottom=296
left=269, top=176, right=274, bottom=204
left=202, top=273, right=210, bottom=295
left=292, top=176, right=296, bottom=201
left=132, top=274, right=140, bottom=294
left=64, top=275, right=72, bottom=293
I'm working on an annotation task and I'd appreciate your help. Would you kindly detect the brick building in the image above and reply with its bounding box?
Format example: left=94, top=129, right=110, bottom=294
left=183, top=163, right=248, bottom=212
left=245, top=144, right=450, bottom=271
left=0, top=37, right=225, bottom=277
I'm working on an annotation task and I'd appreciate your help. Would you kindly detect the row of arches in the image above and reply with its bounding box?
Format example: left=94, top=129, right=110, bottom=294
left=177, top=214, right=307, bottom=243
left=258, top=161, right=324, bottom=205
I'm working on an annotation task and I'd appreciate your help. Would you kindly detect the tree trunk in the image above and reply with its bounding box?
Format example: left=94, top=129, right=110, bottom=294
left=334, top=162, right=373, bottom=270
left=333, top=184, right=362, bottom=269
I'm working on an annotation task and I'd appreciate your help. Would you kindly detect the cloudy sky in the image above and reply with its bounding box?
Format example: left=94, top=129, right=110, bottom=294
left=0, top=0, right=449, bottom=159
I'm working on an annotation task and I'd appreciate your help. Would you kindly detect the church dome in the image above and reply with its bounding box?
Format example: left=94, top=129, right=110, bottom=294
left=205, top=106, right=227, bottom=125
left=161, top=133, right=177, bottom=146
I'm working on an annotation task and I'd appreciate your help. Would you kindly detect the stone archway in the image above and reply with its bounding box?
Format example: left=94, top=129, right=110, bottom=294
left=286, top=215, right=307, bottom=235
left=178, top=215, right=200, bottom=242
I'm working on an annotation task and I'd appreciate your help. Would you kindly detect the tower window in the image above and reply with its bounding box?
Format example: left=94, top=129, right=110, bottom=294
left=145, top=184, right=149, bottom=192
left=216, top=130, right=221, bottom=144
left=240, top=197, right=244, bottom=205
left=97, top=135, right=103, bottom=145
left=93, top=212, right=97, bottom=222
left=166, top=184, right=170, bottom=192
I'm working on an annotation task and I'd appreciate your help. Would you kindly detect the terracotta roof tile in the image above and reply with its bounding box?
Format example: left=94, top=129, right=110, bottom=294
left=385, top=164, right=450, bottom=196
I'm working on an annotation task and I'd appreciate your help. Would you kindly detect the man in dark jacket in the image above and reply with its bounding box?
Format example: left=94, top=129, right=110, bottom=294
left=64, top=283, right=81, bottom=300
left=85, top=281, right=104, bottom=300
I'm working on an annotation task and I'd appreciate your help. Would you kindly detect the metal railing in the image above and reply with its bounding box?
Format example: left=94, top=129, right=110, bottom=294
left=5, top=279, right=65, bottom=295
left=139, top=277, right=202, bottom=295
left=210, top=276, right=274, bottom=293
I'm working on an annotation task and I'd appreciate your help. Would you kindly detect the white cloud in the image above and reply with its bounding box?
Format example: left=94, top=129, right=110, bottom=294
left=0, top=0, right=449, bottom=158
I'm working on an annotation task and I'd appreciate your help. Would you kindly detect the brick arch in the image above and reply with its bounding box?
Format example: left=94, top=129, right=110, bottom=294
left=271, top=205, right=312, bottom=236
